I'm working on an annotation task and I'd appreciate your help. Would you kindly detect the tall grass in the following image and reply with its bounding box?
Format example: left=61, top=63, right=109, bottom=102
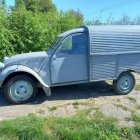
left=0, top=110, right=140, bottom=140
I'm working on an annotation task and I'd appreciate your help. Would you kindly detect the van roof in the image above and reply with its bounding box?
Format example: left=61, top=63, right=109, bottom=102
left=87, top=25, right=140, bottom=33
left=59, top=25, right=140, bottom=38
left=58, top=27, right=86, bottom=37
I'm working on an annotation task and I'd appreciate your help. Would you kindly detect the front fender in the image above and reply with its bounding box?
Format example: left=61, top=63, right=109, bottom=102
left=0, top=65, right=51, bottom=96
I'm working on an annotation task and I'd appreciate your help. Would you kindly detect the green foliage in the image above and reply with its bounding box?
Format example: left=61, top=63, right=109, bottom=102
left=9, top=10, right=61, bottom=53
left=0, top=114, right=45, bottom=140
left=60, top=9, right=84, bottom=32
left=0, top=10, right=15, bottom=61
left=15, top=0, right=26, bottom=10
left=0, top=112, right=140, bottom=140
left=0, top=0, right=84, bottom=61
left=23, top=0, right=57, bottom=12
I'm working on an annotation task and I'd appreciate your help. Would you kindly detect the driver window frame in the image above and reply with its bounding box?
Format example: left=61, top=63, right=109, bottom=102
left=56, top=32, right=87, bottom=57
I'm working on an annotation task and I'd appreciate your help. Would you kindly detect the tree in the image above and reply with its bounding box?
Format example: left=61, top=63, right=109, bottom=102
left=23, top=0, right=39, bottom=12
left=0, top=10, right=15, bottom=60
left=0, top=0, right=6, bottom=11
left=38, top=0, right=56, bottom=12
left=15, top=0, right=26, bottom=10
left=23, top=0, right=56, bottom=12
left=113, top=15, right=131, bottom=25
left=9, top=10, right=61, bottom=53
left=60, top=9, right=84, bottom=32
left=134, top=16, right=140, bottom=25
left=0, top=0, right=84, bottom=60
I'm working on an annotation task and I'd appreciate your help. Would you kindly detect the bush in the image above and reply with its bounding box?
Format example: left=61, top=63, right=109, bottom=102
left=0, top=6, right=84, bottom=61
left=0, top=10, right=15, bottom=61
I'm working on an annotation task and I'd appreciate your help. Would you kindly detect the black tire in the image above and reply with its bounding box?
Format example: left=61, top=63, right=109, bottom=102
left=4, top=75, right=38, bottom=104
left=113, top=72, right=135, bottom=95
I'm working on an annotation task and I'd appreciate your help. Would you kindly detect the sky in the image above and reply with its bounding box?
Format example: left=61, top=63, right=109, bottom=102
left=6, top=0, right=140, bottom=22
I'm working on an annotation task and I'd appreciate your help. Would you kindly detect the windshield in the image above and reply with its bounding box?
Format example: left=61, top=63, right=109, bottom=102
left=48, top=37, right=62, bottom=51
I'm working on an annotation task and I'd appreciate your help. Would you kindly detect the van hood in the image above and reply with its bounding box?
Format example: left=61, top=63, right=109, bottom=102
left=4, top=51, right=49, bottom=72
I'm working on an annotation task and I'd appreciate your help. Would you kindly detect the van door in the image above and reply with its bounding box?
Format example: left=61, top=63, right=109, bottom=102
left=51, top=33, right=88, bottom=84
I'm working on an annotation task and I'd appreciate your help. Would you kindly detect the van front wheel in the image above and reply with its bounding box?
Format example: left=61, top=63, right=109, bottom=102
left=113, top=72, right=135, bottom=95
left=4, top=75, right=37, bottom=104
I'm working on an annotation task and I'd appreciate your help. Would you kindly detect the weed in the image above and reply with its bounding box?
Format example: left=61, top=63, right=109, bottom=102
left=49, top=106, right=57, bottom=111
left=127, top=97, right=137, bottom=103
left=72, top=102, right=79, bottom=106
left=135, top=85, right=140, bottom=91
left=132, top=114, right=140, bottom=123
left=135, top=105, right=140, bottom=110
left=116, top=99, right=121, bottom=102
left=115, top=104, right=128, bottom=111
left=37, top=109, right=45, bottom=114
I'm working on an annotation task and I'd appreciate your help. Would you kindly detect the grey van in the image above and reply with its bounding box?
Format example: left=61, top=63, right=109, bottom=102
left=0, top=26, right=140, bottom=104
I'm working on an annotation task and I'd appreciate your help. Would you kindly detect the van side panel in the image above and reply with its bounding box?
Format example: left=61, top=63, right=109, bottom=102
left=87, top=26, right=140, bottom=81
left=90, top=55, right=117, bottom=81
left=90, top=32, right=140, bottom=54
left=118, top=54, right=140, bottom=76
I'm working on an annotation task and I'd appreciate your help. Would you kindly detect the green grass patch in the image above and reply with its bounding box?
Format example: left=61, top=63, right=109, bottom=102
left=49, top=106, right=57, bottom=111
left=72, top=101, right=79, bottom=109
left=37, top=109, right=45, bottom=114
left=127, top=97, right=137, bottom=103
left=135, top=85, right=140, bottom=91
left=72, top=102, right=79, bottom=106
left=132, top=114, right=140, bottom=124
left=135, top=105, right=140, bottom=110
left=0, top=111, right=140, bottom=140
left=0, top=114, right=45, bottom=140
left=116, top=104, right=129, bottom=111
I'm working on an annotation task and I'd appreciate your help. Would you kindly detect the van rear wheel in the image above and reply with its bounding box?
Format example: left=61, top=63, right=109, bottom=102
left=4, top=75, right=37, bottom=104
left=113, top=72, right=135, bottom=95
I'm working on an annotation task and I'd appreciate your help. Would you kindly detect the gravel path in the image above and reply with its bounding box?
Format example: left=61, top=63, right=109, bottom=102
left=0, top=74, right=140, bottom=127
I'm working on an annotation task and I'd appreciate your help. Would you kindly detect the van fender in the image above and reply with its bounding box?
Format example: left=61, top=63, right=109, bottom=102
left=0, top=65, right=51, bottom=96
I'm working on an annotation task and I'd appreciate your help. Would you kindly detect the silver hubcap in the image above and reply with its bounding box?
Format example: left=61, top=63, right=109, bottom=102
left=10, top=80, right=33, bottom=101
left=118, top=75, right=133, bottom=93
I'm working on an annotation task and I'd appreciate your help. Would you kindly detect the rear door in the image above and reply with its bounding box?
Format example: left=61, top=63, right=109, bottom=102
left=51, top=33, right=88, bottom=84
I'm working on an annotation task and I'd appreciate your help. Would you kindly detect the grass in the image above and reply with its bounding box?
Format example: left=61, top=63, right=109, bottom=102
left=0, top=114, right=44, bottom=140
left=72, top=102, right=79, bottom=109
left=0, top=110, right=140, bottom=140
left=132, top=114, right=140, bottom=123
left=127, top=97, right=137, bottom=103
left=135, top=105, right=140, bottom=110
left=72, top=101, right=79, bottom=106
left=37, top=109, right=45, bottom=114
left=116, top=98, right=121, bottom=102
left=115, top=104, right=129, bottom=111
left=48, top=106, right=57, bottom=111
left=135, top=85, right=140, bottom=91
left=72, top=99, right=95, bottom=106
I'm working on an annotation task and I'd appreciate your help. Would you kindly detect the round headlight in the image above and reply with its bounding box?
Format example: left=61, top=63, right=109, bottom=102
left=0, top=62, right=5, bottom=70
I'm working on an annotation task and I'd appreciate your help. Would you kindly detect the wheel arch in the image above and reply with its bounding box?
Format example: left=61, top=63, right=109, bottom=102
left=117, top=69, right=136, bottom=78
left=1, top=65, right=51, bottom=97
left=2, top=71, right=39, bottom=87
left=1, top=65, right=49, bottom=88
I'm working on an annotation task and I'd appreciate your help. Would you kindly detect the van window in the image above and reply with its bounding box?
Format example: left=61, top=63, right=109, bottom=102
left=59, top=33, right=87, bottom=55
left=49, top=37, right=62, bottom=50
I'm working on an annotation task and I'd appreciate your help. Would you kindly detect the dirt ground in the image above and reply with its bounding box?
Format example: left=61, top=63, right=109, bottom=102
left=0, top=73, right=140, bottom=127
